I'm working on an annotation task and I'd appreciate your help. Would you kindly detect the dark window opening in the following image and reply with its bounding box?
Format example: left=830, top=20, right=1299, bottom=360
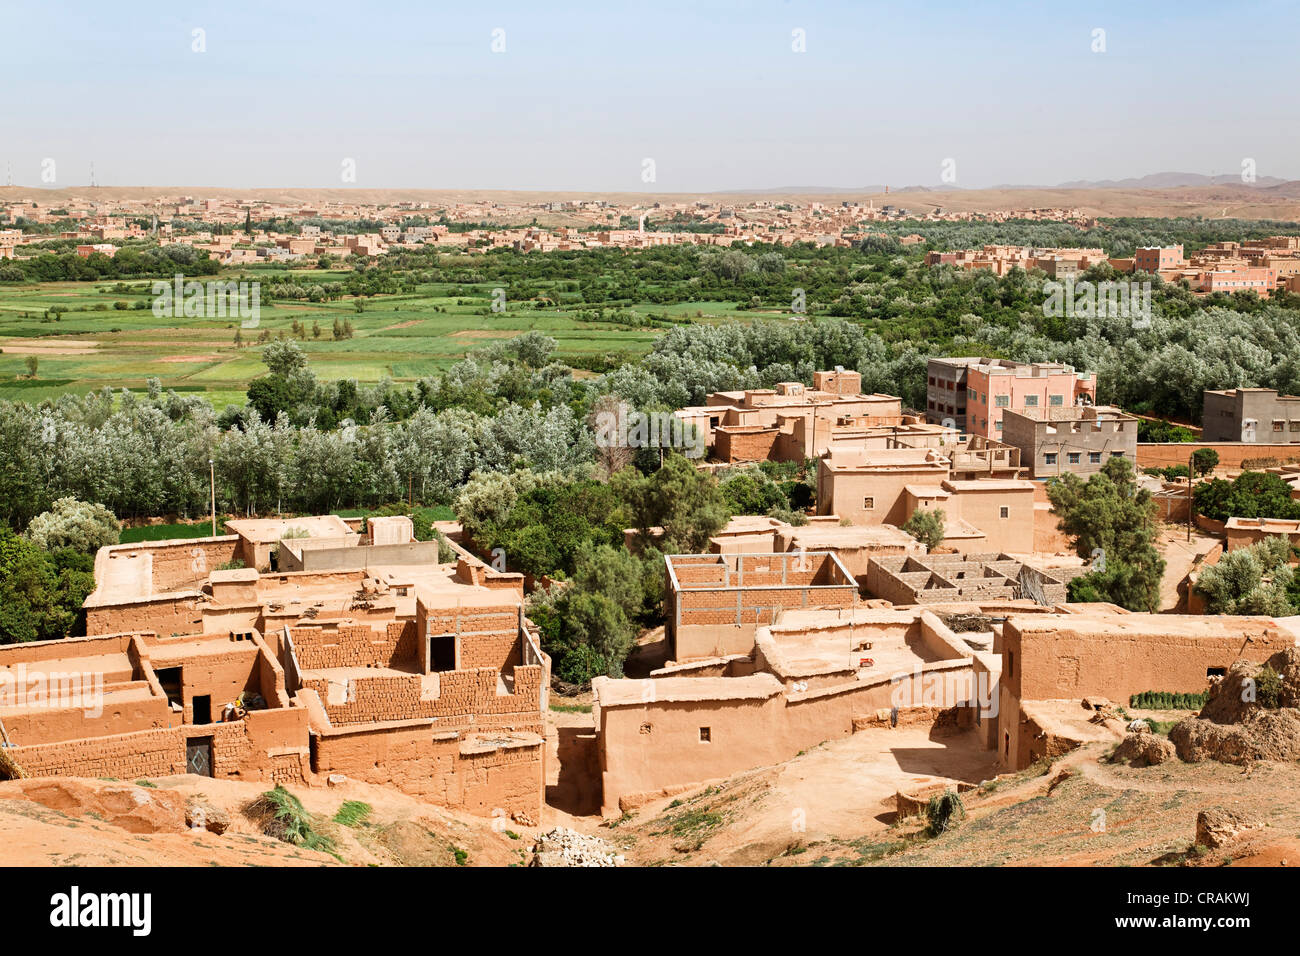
left=156, top=667, right=182, bottom=708
left=429, top=634, right=457, bottom=673
left=699, top=727, right=711, bottom=743
left=192, top=695, right=211, bottom=725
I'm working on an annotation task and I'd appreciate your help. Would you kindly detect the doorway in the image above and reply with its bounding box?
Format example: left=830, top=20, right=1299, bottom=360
left=185, top=737, right=214, bottom=777
left=429, top=634, right=457, bottom=673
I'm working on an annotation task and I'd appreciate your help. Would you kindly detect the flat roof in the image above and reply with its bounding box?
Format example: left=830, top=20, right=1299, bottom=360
left=593, top=673, right=783, bottom=707
left=225, top=515, right=353, bottom=543
left=942, top=478, right=1036, bottom=492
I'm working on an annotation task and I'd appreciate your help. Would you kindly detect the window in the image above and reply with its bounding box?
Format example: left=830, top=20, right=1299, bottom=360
left=1274, top=420, right=1286, bottom=433
left=999, top=506, right=1010, bottom=519
left=699, top=727, right=711, bottom=743
left=1007, top=651, right=1014, bottom=678
left=1044, top=453, right=1058, bottom=465
left=995, top=421, right=1003, bottom=431
left=862, top=497, right=875, bottom=510
left=994, top=395, right=1009, bottom=408
left=1088, top=452, right=1101, bottom=464
left=1023, top=395, right=1039, bottom=407
left=1291, top=422, right=1300, bottom=432
left=1049, top=394, right=1064, bottom=406
left=1068, top=452, right=1081, bottom=464
left=1110, top=450, right=1124, bottom=458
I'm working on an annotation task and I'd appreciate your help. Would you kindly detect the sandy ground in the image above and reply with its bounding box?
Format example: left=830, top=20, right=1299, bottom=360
left=0, top=773, right=532, bottom=867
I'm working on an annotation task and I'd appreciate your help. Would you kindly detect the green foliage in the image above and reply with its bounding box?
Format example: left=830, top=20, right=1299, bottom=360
left=333, top=800, right=373, bottom=827
left=1195, top=536, right=1295, bottom=615
left=924, top=790, right=965, bottom=837
left=1194, top=471, right=1300, bottom=523
left=0, top=526, right=95, bottom=644
left=457, top=471, right=625, bottom=578
left=719, top=468, right=786, bottom=516
left=1191, top=448, right=1219, bottom=477
left=1047, top=458, right=1164, bottom=612
left=251, top=785, right=336, bottom=854
left=1137, top=419, right=1198, bottom=443
left=1255, top=665, right=1283, bottom=709
left=526, top=541, right=666, bottom=684
left=616, top=453, right=730, bottom=554
left=902, top=508, right=945, bottom=552
left=1128, top=690, right=1209, bottom=711
left=23, top=497, right=120, bottom=553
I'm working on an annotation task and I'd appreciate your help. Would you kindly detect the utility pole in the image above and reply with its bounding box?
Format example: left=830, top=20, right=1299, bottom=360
left=209, top=459, right=217, bottom=536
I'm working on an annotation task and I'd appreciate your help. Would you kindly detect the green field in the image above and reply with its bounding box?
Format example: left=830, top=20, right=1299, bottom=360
left=0, top=268, right=760, bottom=404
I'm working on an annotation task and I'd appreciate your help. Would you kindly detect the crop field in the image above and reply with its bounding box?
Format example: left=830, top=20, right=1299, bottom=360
left=0, top=266, right=762, bottom=405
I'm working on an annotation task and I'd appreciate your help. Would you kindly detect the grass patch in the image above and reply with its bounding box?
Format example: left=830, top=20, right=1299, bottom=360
left=549, top=702, right=593, bottom=714
left=333, top=800, right=372, bottom=827
left=249, top=785, right=337, bottom=857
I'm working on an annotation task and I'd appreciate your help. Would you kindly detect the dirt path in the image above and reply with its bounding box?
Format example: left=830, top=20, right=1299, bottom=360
left=1157, top=524, right=1221, bottom=611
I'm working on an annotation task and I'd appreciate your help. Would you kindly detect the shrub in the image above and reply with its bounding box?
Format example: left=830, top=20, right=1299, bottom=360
left=902, top=508, right=945, bottom=552
left=249, top=785, right=335, bottom=854
left=924, top=790, right=965, bottom=837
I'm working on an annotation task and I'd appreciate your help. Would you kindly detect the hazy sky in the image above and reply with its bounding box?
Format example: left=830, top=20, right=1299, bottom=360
left=6, top=0, right=1300, bottom=191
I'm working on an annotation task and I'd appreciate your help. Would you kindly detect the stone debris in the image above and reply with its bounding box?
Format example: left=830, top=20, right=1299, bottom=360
left=1110, top=731, right=1176, bottom=767
left=529, top=827, right=625, bottom=867
left=1196, top=807, right=1257, bottom=849
left=185, top=798, right=230, bottom=835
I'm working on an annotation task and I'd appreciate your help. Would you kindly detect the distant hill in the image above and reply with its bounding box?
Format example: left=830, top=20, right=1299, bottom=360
left=1055, top=171, right=1290, bottom=190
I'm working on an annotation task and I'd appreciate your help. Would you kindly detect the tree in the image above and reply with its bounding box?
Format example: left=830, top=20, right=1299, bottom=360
left=1195, top=536, right=1295, bottom=615
left=24, top=355, right=38, bottom=378
left=902, top=508, right=945, bottom=552
left=0, top=527, right=95, bottom=644
left=1047, top=458, right=1165, bottom=612
left=1191, top=447, right=1219, bottom=477
left=23, top=497, right=120, bottom=552
left=1194, top=471, right=1300, bottom=522
left=615, top=453, right=730, bottom=554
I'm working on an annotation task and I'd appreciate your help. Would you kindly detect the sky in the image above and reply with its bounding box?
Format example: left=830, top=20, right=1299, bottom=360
left=4, top=0, right=1300, bottom=191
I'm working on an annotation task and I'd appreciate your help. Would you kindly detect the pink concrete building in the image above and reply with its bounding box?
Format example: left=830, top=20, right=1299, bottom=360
left=927, top=358, right=1096, bottom=439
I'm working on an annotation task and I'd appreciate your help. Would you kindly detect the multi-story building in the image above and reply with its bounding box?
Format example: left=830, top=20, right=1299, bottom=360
left=1202, top=388, right=1300, bottom=443
left=1134, top=245, right=1187, bottom=274
left=998, top=405, right=1137, bottom=478
left=926, top=358, right=1096, bottom=438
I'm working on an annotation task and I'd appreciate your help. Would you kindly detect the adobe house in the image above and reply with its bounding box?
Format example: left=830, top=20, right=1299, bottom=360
left=0, top=629, right=310, bottom=783
left=1224, top=516, right=1300, bottom=552
left=593, top=606, right=989, bottom=815
left=994, top=612, right=1297, bottom=770
left=674, top=372, right=909, bottom=463
left=864, top=553, right=1069, bottom=607
left=23, top=522, right=551, bottom=822
left=817, top=446, right=950, bottom=526
left=664, top=551, right=858, bottom=661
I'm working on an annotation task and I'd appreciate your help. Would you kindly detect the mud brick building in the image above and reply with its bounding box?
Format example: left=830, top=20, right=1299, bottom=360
left=2, top=517, right=550, bottom=822
left=664, top=551, right=858, bottom=661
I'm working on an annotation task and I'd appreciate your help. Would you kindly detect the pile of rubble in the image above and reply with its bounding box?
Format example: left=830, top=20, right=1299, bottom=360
left=529, top=827, right=625, bottom=867
left=1171, top=648, right=1300, bottom=766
